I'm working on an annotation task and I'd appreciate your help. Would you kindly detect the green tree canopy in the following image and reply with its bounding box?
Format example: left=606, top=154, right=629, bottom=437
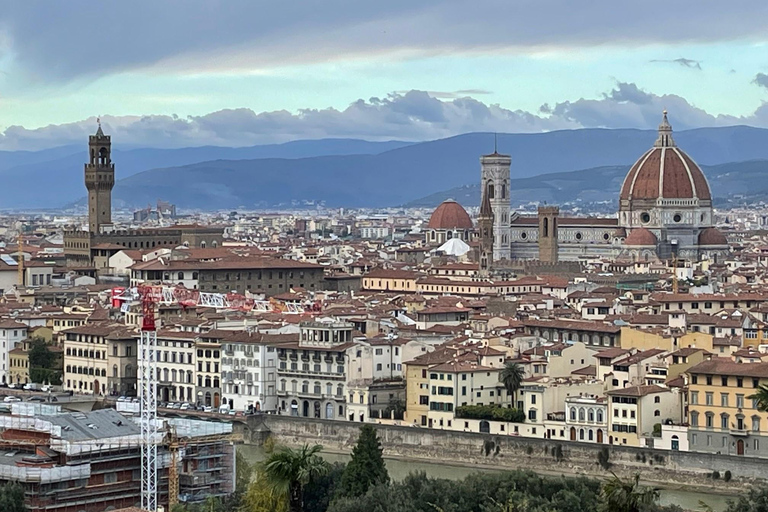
left=338, top=425, right=390, bottom=498
left=263, top=444, right=329, bottom=512
left=500, top=362, right=525, bottom=404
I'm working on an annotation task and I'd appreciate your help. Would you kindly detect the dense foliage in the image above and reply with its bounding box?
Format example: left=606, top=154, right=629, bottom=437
left=723, top=485, right=768, bottom=512
left=455, top=404, right=525, bottom=422
left=338, top=425, right=389, bottom=498
left=262, top=444, right=329, bottom=512
left=0, top=482, right=26, bottom=512
left=29, top=338, right=61, bottom=385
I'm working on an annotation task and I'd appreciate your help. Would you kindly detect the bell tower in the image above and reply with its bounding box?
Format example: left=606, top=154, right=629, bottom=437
left=85, top=122, right=115, bottom=234
left=479, top=145, right=511, bottom=261
left=538, top=205, right=559, bottom=263
left=478, top=185, right=494, bottom=277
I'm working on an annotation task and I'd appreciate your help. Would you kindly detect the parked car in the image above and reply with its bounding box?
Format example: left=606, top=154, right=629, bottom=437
left=180, top=403, right=191, bottom=410
left=23, top=383, right=41, bottom=391
left=41, top=385, right=53, bottom=392
left=7, top=383, right=18, bottom=389
left=203, top=406, right=213, bottom=413
left=3, top=396, right=21, bottom=403
left=28, top=396, right=45, bottom=402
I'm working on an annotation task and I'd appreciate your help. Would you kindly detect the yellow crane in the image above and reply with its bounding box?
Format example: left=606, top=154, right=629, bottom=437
left=166, top=425, right=182, bottom=509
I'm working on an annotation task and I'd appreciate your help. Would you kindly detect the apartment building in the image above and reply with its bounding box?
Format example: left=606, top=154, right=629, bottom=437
left=195, top=331, right=223, bottom=407
left=155, top=330, right=197, bottom=403
left=0, top=320, right=27, bottom=383
left=606, top=385, right=682, bottom=446
left=686, top=358, right=768, bottom=458
left=565, top=395, right=608, bottom=443
left=219, top=331, right=285, bottom=412
left=62, top=323, right=136, bottom=395
left=276, top=320, right=354, bottom=419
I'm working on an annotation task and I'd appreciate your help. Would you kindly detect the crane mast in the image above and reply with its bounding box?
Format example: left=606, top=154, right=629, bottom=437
left=113, top=284, right=317, bottom=511
left=140, top=290, right=159, bottom=512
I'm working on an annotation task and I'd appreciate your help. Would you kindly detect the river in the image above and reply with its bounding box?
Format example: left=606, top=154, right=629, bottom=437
left=238, top=445, right=734, bottom=511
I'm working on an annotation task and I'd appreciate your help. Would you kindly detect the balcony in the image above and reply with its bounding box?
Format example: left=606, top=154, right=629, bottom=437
left=730, top=427, right=750, bottom=436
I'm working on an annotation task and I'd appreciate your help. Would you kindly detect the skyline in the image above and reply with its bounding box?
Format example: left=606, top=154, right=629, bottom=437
left=2, top=1, right=768, bottom=150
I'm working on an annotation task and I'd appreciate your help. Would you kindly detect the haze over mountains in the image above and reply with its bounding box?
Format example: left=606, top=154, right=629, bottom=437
left=3, top=126, right=768, bottom=210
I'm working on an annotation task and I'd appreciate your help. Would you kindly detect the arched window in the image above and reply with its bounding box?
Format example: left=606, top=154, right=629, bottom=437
left=570, top=408, right=576, bottom=421
left=178, top=272, right=184, bottom=280
left=488, top=183, right=494, bottom=199
left=501, top=183, right=507, bottom=199
left=596, top=409, right=604, bottom=423
left=201, top=242, right=206, bottom=249
left=588, top=409, right=595, bottom=422
left=578, top=408, right=585, bottom=421
left=112, top=365, right=118, bottom=378
left=325, top=403, right=334, bottom=419
left=212, top=241, right=218, bottom=248
left=543, top=218, right=549, bottom=237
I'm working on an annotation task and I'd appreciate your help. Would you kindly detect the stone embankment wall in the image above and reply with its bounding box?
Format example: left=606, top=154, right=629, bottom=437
left=247, top=415, right=767, bottom=492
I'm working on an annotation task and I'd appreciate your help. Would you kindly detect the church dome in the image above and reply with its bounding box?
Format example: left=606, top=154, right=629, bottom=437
left=620, top=112, right=711, bottom=202
left=427, top=199, right=473, bottom=230
left=624, top=228, right=657, bottom=246
left=698, top=227, right=728, bottom=246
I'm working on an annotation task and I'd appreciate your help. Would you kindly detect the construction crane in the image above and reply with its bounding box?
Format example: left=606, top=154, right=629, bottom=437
left=112, top=284, right=318, bottom=512
left=166, top=424, right=182, bottom=510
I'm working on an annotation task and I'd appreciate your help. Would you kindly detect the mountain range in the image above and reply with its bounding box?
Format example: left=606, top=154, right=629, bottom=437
left=3, top=126, right=768, bottom=209
left=406, top=160, right=768, bottom=208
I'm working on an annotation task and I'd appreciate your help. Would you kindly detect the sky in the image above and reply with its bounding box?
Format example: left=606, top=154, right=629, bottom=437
left=2, top=1, right=768, bottom=150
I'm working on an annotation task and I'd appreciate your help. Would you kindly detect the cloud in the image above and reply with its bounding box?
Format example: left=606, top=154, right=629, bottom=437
left=1, top=1, right=768, bottom=82
left=755, top=73, right=768, bottom=89
left=650, top=58, right=702, bottom=70
left=3, top=83, right=768, bottom=151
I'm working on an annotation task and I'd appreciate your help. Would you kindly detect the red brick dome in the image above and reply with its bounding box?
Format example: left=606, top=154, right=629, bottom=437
left=624, top=228, right=657, bottom=246
left=620, top=112, right=711, bottom=202
left=698, top=227, right=728, bottom=246
left=428, top=199, right=473, bottom=230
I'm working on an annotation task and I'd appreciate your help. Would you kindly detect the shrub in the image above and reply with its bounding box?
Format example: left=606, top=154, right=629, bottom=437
left=724, top=470, right=732, bottom=482
left=712, top=470, right=720, bottom=480
left=455, top=404, right=525, bottom=422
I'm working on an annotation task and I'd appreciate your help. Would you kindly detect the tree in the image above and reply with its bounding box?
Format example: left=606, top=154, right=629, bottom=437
left=723, top=484, right=768, bottom=512
left=338, top=425, right=390, bottom=498
left=599, top=473, right=658, bottom=512
left=0, top=483, right=26, bottom=512
left=748, top=384, right=768, bottom=412
left=236, top=451, right=255, bottom=495
left=500, top=362, right=525, bottom=406
left=263, top=444, right=329, bottom=512
left=28, top=339, right=61, bottom=385
left=241, top=471, right=288, bottom=512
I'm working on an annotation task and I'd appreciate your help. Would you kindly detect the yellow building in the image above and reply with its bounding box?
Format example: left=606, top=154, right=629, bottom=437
left=404, top=349, right=448, bottom=426
left=663, top=347, right=712, bottom=381
left=620, top=326, right=714, bottom=352
left=8, top=345, right=29, bottom=385
left=361, top=269, right=420, bottom=293
left=685, top=358, right=768, bottom=458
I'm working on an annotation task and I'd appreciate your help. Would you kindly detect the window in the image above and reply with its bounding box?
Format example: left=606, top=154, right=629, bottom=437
left=690, top=391, right=698, bottom=405
left=721, top=393, right=729, bottom=407
left=690, top=411, right=699, bottom=427
left=705, top=413, right=714, bottom=428
left=753, top=416, right=761, bottom=432
left=721, top=414, right=729, bottom=430
left=654, top=396, right=660, bottom=403
left=705, top=392, right=713, bottom=406
left=737, top=394, right=745, bottom=409
left=721, top=376, right=728, bottom=387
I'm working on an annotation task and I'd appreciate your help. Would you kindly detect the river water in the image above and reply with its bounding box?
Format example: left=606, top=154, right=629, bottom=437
left=238, top=445, right=733, bottom=511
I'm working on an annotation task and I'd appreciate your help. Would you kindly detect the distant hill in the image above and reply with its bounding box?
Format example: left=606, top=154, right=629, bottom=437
left=0, top=139, right=411, bottom=209
left=110, top=127, right=768, bottom=209
left=405, top=160, right=768, bottom=208
left=5, top=125, right=768, bottom=209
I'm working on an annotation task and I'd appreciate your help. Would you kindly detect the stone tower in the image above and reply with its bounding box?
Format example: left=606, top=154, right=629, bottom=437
left=480, top=149, right=511, bottom=261
left=538, top=205, right=559, bottom=263
left=478, top=185, right=494, bottom=277
left=85, top=123, right=115, bottom=234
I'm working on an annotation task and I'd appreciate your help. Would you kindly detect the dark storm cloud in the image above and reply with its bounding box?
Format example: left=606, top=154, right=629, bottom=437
left=3, top=83, right=768, bottom=151
left=755, top=73, right=768, bottom=89
left=1, top=1, right=767, bottom=81
left=650, top=58, right=703, bottom=70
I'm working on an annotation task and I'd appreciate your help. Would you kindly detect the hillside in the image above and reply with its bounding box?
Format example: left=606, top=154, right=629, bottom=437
left=5, top=125, right=768, bottom=209
left=111, top=127, right=768, bottom=209
left=406, top=160, right=768, bottom=208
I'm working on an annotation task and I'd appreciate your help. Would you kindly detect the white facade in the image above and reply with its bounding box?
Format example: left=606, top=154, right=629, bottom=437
left=221, top=341, right=278, bottom=412
left=0, top=322, right=27, bottom=383
left=480, top=152, right=511, bottom=261
left=155, top=332, right=197, bottom=404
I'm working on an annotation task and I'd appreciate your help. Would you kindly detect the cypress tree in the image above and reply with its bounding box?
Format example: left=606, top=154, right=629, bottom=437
left=338, top=424, right=389, bottom=497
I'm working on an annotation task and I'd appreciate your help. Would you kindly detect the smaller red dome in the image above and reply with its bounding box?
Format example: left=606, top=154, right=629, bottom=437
left=428, top=199, right=473, bottom=230
left=624, top=228, right=657, bottom=246
left=698, top=227, right=728, bottom=246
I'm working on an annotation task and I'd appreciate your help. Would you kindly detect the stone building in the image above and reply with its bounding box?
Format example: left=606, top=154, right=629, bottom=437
left=64, top=126, right=224, bottom=270
left=196, top=258, right=326, bottom=296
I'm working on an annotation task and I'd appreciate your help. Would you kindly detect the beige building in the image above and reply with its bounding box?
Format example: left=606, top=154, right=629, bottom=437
left=62, top=323, right=136, bottom=396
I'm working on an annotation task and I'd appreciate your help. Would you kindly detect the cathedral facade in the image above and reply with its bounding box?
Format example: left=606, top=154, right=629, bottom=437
left=476, top=112, right=729, bottom=264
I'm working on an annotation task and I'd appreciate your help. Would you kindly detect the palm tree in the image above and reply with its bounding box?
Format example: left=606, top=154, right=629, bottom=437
left=599, top=473, right=658, bottom=512
left=263, top=444, right=329, bottom=512
left=500, top=362, right=525, bottom=408
left=748, top=384, right=768, bottom=412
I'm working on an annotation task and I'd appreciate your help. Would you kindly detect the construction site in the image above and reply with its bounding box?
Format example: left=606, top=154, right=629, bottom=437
left=0, top=402, right=235, bottom=512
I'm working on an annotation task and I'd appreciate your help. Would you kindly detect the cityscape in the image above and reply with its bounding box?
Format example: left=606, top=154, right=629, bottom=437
left=3, top=3, right=768, bottom=512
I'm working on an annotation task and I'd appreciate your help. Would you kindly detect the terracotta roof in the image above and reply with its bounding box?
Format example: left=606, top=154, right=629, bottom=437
left=624, top=228, right=657, bottom=246
left=607, top=384, right=669, bottom=397
left=620, top=143, right=711, bottom=201
left=427, top=200, right=473, bottom=230
left=687, top=358, right=768, bottom=378
left=698, top=227, right=728, bottom=246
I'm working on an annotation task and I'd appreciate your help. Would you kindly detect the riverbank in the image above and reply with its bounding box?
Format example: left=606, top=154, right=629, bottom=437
left=239, top=444, right=734, bottom=512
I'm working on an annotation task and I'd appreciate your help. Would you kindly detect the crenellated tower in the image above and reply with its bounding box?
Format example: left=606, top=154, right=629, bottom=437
left=85, top=122, right=115, bottom=233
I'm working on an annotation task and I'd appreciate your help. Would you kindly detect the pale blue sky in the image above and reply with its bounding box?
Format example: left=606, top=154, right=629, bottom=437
left=1, top=1, right=768, bottom=149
